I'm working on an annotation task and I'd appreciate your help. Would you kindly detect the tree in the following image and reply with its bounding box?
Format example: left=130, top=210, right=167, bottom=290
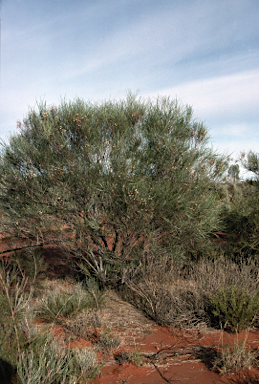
left=242, top=151, right=259, bottom=178
left=0, top=94, right=227, bottom=284
left=219, top=152, right=259, bottom=260
left=228, top=164, right=240, bottom=182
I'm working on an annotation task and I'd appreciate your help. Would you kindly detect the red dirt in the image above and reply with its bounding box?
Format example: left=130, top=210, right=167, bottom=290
left=89, top=325, right=259, bottom=384
left=39, top=306, right=259, bottom=384
left=45, top=319, right=259, bottom=384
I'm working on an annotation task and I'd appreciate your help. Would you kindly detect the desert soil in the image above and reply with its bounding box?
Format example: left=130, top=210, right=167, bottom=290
left=50, top=288, right=259, bottom=384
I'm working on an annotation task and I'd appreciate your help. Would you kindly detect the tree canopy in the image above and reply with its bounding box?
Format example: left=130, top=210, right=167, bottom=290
left=0, top=94, right=227, bottom=283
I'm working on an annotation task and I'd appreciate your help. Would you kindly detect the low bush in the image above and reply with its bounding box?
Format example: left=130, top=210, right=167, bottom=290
left=122, top=255, right=259, bottom=330
left=209, top=286, right=259, bottom=332
left=63, top=310, right=102, bottom=340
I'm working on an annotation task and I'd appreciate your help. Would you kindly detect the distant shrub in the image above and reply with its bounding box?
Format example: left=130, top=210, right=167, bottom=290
left=219, top=179, right=259, bottom=261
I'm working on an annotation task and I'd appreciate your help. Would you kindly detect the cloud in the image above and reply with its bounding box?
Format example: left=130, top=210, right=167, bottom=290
left=145, top=69, right=259, bottom=121
left=1, top=0, right=258, bottom=155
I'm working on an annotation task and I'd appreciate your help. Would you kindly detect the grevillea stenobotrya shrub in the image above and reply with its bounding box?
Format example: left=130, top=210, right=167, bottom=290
left=0, top=93, right=228, bottom=285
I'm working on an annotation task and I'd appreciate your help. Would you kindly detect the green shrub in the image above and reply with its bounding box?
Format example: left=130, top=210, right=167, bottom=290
left=218, top=174, right=259, bottom=261
left=209, top=285, right=259, bottom=332
left=0, top=94, right=228, bottom=285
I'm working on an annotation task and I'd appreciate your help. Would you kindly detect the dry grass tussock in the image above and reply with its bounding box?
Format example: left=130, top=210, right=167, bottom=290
left=212, top=337, right=259, bottom=375
left=122, top=255, right=259, bottom=330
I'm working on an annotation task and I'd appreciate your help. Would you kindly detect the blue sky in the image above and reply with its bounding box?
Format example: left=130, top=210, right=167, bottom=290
left=1, top=0, right=259, bottom=167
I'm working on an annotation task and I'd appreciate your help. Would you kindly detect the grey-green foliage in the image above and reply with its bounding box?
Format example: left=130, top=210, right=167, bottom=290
left=219, top=179, right=259, bottom=259
left=228, top=164, right=240, bottom=182
left=17, top=329, right=96, bottom=384
left=242, top=151, right=259, bottom=177
left=209, top=285, right=259, bottom=332
left=0, top=261, right=98, bottom=383
left=0, top=263, right=33, bottom=368
left=0, top=94, right=228, bottom=283
left=35, top=282, right=100, bottom=324
left=17, top=333, right=74, bottom=384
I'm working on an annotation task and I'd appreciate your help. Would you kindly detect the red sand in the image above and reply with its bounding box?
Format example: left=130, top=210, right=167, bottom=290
left=46, top=320, right=259, bottom=384
left=90, top=325, right=259, bottom=384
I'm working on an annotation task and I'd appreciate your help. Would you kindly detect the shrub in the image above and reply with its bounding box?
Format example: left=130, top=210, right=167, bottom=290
left=0, top=94, right=228, bottom=285
left=209, top=286, right=259, bottom=332
left=219, top=180, right=259, bottom=260
left=123, top=256, right=259, bottom=330
left=63, top=310, right=102, bottom=340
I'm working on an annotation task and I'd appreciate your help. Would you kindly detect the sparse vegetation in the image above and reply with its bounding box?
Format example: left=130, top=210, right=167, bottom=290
left=97, top=326, right=121, bottom=352
left=63, top=310, right=102, bottom=340
left=122, top=256, right=259, bottom=330
left=0, top=260, right=100, bottom=383
left=115, top=348, right=144, bottom=366
left=1, top=94, right=259, bottom=381
left=212, top=338, right=258, bottom=375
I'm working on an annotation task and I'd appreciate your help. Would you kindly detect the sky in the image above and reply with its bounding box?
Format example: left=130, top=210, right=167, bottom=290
left=0, top=0, right=259, bottom=171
